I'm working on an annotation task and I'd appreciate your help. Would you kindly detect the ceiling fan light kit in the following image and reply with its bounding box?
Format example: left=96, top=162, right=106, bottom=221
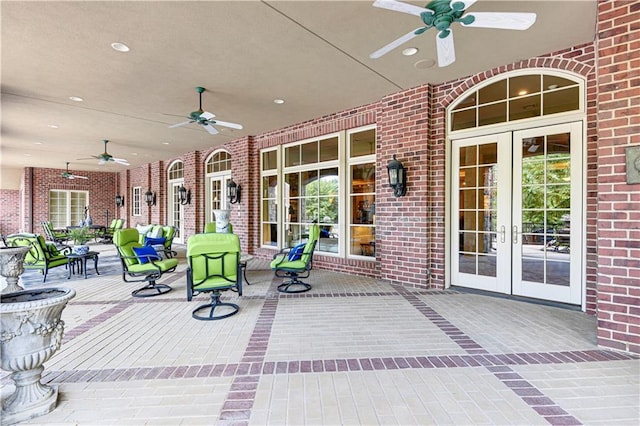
left=370, top=0, right=536, bottom=67
left=169, top=86, right=243, bottom=135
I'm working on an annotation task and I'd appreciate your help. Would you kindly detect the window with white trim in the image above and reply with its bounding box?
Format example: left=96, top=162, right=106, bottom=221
left=49, top=190, right=88, bottom=228
left=132, top=187, right=141, bottom=216
left=260, top=126, right=376, bottom=258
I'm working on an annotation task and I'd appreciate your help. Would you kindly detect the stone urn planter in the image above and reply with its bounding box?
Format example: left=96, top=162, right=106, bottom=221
left=1, top=287, right=76, bottom=424
left=0, top=246, right=31, bottom=294
left=213, top=209, right=231, bottom=233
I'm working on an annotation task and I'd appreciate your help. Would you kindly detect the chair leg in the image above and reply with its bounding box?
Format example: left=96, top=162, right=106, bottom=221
left=192, top=291, right=239, bottom=321
left=277, top=273, right=312, bottom=294
left=131, top=280, right=172, bottom=298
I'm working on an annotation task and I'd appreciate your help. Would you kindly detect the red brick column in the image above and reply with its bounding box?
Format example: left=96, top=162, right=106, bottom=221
left=595, top=0, right=640, bottom=354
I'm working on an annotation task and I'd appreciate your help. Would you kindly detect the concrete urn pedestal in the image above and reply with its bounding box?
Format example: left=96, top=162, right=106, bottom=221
left=0, top=246, right=30, bottom=294
left=1, top=287, right=76, bottom=424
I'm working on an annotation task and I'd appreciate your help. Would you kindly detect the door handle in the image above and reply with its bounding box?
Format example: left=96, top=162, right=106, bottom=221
left=513, top=226, right=519, bottom=244
left=500, top=225, right=506, bottom=243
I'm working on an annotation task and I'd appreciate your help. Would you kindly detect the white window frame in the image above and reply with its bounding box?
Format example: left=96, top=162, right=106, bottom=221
left=132, top=186, right=141, bottom=216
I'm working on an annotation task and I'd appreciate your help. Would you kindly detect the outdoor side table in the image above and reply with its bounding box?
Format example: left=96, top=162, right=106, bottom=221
left=66, top=251, right=100, bottom=279
left=240, top=254, right=254, bottom=285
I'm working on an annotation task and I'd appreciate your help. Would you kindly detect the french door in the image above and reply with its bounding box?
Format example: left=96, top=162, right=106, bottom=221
left=168, top=181, right=184, bottom=244
left=451, top=122, right=583, bottom=305
left=207, top=174, right=231, bottom=223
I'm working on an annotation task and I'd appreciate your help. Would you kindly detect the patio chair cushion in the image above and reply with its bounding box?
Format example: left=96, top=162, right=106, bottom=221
left=287, top=243, right=306, bottom=261
left=133, top=245, right=160, bottom=264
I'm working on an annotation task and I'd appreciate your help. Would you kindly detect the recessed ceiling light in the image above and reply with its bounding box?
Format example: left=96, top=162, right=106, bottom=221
left=273, top=99, right=285, bottom=104
left=111, top=42, right=130, bottom=52
left=518, top=90, right=528, bottom=96
left=131, top=152, right=138, bottom=156
left=34, top=142, right=42, bottom=145
left=47, top=124, right=59, bottom=129
left=402, top=47, right=419, bottom=56
left=414, top=59, right=436, bottom=69
left=69, top=96, right=83, bottom=102
left=547, top=84, right=558, bottom=90
left=163, top=142, right=170, bottom=145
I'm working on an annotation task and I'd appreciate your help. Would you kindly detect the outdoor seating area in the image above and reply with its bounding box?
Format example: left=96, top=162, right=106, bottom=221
left=0, top=242, right=637, bottom=424
left=4, top=233, right=72, bottom=282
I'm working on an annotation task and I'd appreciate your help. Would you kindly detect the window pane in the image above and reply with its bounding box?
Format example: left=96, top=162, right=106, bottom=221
left=301, top=141, right=318, bottom=165
left=510, top=94, right=541, bottom=121
left=262, top=150, right=277, bottom=171
left=452, top=108, right=476, bottom=131
left=285, top=145, right=300, bottom=167
left=478, top=80, right=506, bottom=104
left=284, top=173, right=300, bottom=198
left=350, top=226, right=375, bottom=257
left=351, top=164, right=375, bottom=194
left=509, top=75, right=541, bottom=97
left=350, top=129, right=375, bottom=157
left=543, top=86, right=579, bottom=115
left=319, top=168, right=338, bottom=196
left=478, top=102, right=507, bottom=126
left=320, top=137, right=339, bottom=161
left=301, top=170, right=318, bottom=196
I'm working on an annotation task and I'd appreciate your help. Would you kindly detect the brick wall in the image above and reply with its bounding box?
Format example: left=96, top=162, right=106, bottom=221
left=20, top=167, right=118, bottom=233
left=595, top=0, right=640, bottom=354
left=0, top=189, right=21, bottom=235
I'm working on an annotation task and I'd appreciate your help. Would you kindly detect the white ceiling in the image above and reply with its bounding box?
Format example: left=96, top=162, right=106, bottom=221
left=1, top=0, right=596, bottom=184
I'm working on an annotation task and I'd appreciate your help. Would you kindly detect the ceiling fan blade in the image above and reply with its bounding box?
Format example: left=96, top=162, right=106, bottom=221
left=169, top=120, right=193, bottom=128
left=370, top=28, right=422, bottom=59
left=436, top=30, right=456, bottom=67
left=462, top=12, right=536, bottom=30
left=199, top=111, right=216, bottom=120
left=211, top=119, right=243, bottom=130
left=73, top=175, right=89, bottom=180
left=113, top=158, right=130, bottom=166
left=372, top=0, right=429, bottom=17
left=457, top=0, right=478, bottom=11
left=203, top=124, right=219, bottom=135
left=98, top=159, right=107, bottom=165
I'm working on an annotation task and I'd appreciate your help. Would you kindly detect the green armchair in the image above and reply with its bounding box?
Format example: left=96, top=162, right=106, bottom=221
left=5, top=233, right=71, bottom=282
left=101, top=218, right=124, bottom=243
left=114, top=228, right=178, bottom=298
left=270, top=224, right=319, bottom=293
left=41, top=221, right=69, bottom=244
left=186, top=232, right=242, bottom=320
left=137, top=225, right=178, bottom=258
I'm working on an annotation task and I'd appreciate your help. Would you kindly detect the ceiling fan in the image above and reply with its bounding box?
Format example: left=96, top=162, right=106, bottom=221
left=61, top=162, right=88, bottom=180
left=369, top=0, right=536, bottom=67
left=78, top=139, right=130, bottom=166
left=169, top=86, right=243, bottom=135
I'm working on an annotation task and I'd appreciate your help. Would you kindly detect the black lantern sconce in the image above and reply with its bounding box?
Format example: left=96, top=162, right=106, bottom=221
left=387, top=154, right=407, bottom=197
left=178, top=184, right=191, bottom=205
left=115, top=194, right=125, bottom=207
left=227, top=178, right=241, bottom=204
left=144, top=190, right=156, bottom=207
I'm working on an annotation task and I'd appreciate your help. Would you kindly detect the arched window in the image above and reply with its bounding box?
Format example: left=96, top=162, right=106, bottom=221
left=450, top=72, right=582, bottom=132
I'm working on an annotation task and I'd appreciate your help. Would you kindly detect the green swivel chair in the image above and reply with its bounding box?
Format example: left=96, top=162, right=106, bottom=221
left=270, top=224, right=319, bottom=293
left=113, top=228, right=178, bottom=298
left=186, top=232, right=242, bottom=320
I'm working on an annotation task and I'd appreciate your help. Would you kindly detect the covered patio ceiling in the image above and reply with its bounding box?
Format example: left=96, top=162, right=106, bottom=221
left=1, top=1, right=596, bottom=184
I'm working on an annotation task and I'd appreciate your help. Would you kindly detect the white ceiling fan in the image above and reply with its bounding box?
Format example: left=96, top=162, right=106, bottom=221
left=169, top=87, right=243, bottom=135
left=78, top=139, right=130, bottom=166
left=61, top=162, right=88, bottom=180
left=369, top=0, right=536, bottom=67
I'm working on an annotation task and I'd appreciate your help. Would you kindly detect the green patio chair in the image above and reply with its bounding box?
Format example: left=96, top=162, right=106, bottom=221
left=186, top=232, right=242, bottom=321
left=41, top=221, right=69, bottom=244
left=270, top=224, right=319, bottom=293
left=204, top=222, right=233, bottom=233
left=113, top=228, right=178, bottom=298
left=5, top=233, right=71, bottom=282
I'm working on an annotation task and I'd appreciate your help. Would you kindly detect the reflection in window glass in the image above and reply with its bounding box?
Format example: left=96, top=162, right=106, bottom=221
left=350, top=129, right=376, bottom=157
left=262, top=150, right=277, bottom=171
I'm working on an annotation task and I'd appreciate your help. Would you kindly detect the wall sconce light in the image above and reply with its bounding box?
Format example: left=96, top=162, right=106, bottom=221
left=145, top=190, right=156, bottom=206
left=115, top=194, right=125, bottom=207
left=178, top=184, right=191, bottom=205
left=227, top=178, right=241, bottom=204
left=387, top=154, right=407, bottom=197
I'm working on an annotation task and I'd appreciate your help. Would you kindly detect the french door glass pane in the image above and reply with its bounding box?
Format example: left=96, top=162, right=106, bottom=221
left=458, top=143, right=497, bottom=277
left=520, top=132, right=571, bottom=286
